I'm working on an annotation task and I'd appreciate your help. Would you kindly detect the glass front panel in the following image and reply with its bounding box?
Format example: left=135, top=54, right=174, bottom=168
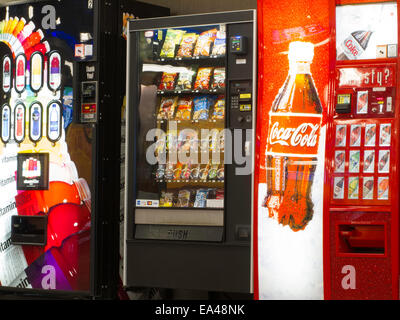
left=135, top=24, right=226, bottom=210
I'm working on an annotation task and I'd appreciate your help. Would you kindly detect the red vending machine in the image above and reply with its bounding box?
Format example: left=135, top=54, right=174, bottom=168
left=324, top=0, right=399, bottom=299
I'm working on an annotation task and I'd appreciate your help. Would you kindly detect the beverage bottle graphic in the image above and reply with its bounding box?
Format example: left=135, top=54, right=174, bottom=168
left=16, top=107, right=24, bottom=138
left=2, top=107, right=9, bottom=141
left=337, top=30, right=373, bottom=60
left=263, top=41, right=323, bottom=231
left=2, top=57, right=11, bottom=92
left=48, top=102, right=61, bottom=142
left=31, top=105, right=41, bottom=140
left=15, top=55, right=26, bottom=92
left=30, top=53, right=43, bottom=91
left=49, top=52, right=61, bottom=90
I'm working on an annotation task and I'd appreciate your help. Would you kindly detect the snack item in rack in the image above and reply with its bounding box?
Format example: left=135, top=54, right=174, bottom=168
left=193, top=95, right=213, bottom=120
left=211, top=67, right=226, bottom=89
left=193, top=29, right=218, bottom=57
left=177, top=189, right=192, bottom=207
left=155, top=132, right=166, bottom=157
left=174, top=162, right=183, bottom=180
left=160, top=29, right=186, bottom=58
left=164, top=163, right=175, bottom=180
left=208, top=164, right=219, bottom=180
left=217, top=166, right=224, bottom=181
left=155, top=164, right=165, bottom=180
left=157, top=96, right=178, bottom=120
left=177, top=129, right=198, bottom=152
left=363, top=177, right=374, bottom=200
left=175, top=67, right=197, bottom=91
left=175, top=97, right=194, bottom=120
left=194, top=188, right=209, bottom=208
left=181, top=163, right=192, bottom=180
left=194, top=67, right=213, bottom=90
left=200, top=162, right=211, bottom=180
left=177, top=33, right=198, bottom=58
left=190, top=165, right=201, bottom=180
left=159, top=72, right=178, bottom=91
left=211, top=30, right=226, bottom=56
left=212, top=96, right=225, bottom=120
left=166, top=129, right=178, bottom=151
left=160, top=191, right=174, bottom=207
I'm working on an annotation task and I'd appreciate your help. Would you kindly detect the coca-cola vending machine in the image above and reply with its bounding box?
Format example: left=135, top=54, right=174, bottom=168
left=324, top=0, right=399, bottom=299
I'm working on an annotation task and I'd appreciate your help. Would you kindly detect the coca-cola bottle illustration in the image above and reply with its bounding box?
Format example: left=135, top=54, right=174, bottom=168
left=263, top=41, right=323, bottom=231
left=337, top=30, right=373, bottom=60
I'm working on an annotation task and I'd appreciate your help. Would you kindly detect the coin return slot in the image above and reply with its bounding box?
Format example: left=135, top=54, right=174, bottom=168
left=338, top=224, right=385, bottom=255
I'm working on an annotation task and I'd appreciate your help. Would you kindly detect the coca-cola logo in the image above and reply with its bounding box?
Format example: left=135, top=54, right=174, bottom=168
left=269, top=121, right=320, bottom=147
left=345, top=39, right=359, bottom=57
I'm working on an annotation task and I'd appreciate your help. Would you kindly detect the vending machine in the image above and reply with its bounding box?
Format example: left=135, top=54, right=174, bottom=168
left=324, top=1, right=399, bottom=299
left=123, top=10, right=256, bottom=293
left=0, top=0, right=168, bottom=299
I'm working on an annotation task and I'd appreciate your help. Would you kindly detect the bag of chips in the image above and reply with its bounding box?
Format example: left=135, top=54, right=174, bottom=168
left=155, top=164, right=165, bottom=180
left=211, top=68, right=225, bottom=89
left=164, top=163, right=175, bottom=180
left=166, top=129, right=178, bottom=151
left=194, top=67, right=213, bottom=91
left=159, top=72, right=178, bottom=91
left=174, top=162, right=183, bottom=180
left=193, top=29, right=218, bottom=57
left=175, top=97, right=193, bottom=121
left=211, top=30, right=226, bottom=56
left=193, top=95, right=214, bottom=120
left=178, top=129, right=197, bottom=152
left=160, top=29, right=186, bottom=58
left=157, top=96, right=178, bottom=120
left=177, top=33, right=198, bottom=58
left=177, top=189, right=192, bottom=207
left=194, top=189, right=209, bottom=208
left=208, top=164, right=219, bottom=180
left=211, top=96, right=225, bottom=120
left=175, top=67, right=197, bottom=91
left=160, top=191, right=174, bottom=207
left=180, top=163, right=192, bottom=180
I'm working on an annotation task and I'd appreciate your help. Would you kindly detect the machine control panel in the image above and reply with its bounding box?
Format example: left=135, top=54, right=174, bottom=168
left=80, top=81, right=98, bottom=123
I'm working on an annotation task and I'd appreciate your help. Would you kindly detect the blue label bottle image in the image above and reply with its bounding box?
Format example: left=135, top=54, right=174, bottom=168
left=47, top=102, right=61, bottom=142
left=30, top=103, right=42, bottom=142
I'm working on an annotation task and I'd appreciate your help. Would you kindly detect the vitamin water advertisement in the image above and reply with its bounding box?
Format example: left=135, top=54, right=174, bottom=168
left=254, top=0, right=330, bottom=299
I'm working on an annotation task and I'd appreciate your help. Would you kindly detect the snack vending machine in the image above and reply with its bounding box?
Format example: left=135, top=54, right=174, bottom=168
left=124, top=10, right=256, bottom=293
left=0, top=0, right=168, bottom=298
left=324, top=1, right=399, bottom=299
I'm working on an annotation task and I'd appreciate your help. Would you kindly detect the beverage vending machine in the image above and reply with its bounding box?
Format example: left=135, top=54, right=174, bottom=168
left=0, top=0, right=168, bottom=298
left=324, top=0, right=399, bottom=299
left=123, top=10, right=256, bottom=293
